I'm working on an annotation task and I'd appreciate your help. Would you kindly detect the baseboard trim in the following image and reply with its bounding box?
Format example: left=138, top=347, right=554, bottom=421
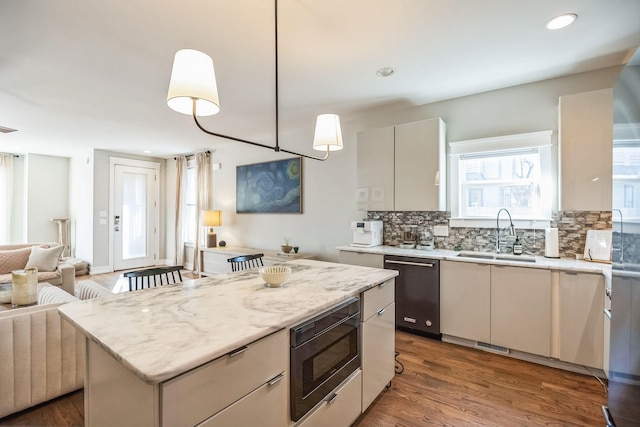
left=442, top=334, right=606, bottom=379
left=90, top=265, right=112, bottom=275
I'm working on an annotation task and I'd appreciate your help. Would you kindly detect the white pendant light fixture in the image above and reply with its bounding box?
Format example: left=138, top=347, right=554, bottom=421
left=166, top=0, right=343, bottom=161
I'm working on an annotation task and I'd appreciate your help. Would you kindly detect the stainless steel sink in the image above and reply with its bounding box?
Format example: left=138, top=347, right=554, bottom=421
left=456, top=251, right=537, bottom=263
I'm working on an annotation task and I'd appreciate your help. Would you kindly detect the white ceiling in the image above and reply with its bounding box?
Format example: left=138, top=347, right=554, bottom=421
left=1, top=0, right=639, bottom=158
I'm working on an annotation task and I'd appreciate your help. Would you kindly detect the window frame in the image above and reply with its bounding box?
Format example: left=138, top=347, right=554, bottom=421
left=449, top=130, right=554, bottom=229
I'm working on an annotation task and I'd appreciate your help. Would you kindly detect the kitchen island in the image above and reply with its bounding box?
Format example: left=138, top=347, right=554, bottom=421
left=59, top=259, right=398, bottom=427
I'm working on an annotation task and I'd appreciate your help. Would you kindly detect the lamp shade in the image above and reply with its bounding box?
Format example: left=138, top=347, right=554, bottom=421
left=167, top=49, right=220, bottom=116
left=201, top=210, right=222, bottom=227
left=313, top=114, right=344, bottom=152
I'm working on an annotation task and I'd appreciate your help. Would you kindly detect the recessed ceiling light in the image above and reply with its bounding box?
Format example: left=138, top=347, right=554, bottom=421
left=143, top=150, right=152, bottom=154
left=376, top=67, right=394, bottom=77
left=545, top=13, right=577, bottom=30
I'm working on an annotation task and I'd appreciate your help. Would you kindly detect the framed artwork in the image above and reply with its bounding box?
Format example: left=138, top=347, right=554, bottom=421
left=236, top=157, right=302, bottom=213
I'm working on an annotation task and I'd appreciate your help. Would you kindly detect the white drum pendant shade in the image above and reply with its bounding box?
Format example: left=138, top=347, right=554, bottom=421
left=167, top=49, right=220, bottom=116
left=313, top=114, right=344, bottom=152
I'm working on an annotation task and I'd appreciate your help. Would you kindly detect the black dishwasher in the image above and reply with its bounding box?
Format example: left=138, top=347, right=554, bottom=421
left=384, top=255, right=440, bottom=339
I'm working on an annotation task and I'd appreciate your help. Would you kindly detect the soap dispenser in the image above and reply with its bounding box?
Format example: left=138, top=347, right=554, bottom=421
left=513, top=235, right=523, bottom=255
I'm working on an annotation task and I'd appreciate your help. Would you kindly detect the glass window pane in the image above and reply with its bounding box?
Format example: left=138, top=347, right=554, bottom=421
left=183, top=166, right=197, bottom=243
left=122, top=172, right=147, bottom=259
left=460, top=151, right=541, bottom=218
left=613, top=143, right=640, bottom=219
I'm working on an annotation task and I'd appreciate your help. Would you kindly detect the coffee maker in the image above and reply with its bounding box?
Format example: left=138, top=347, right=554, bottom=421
left=399, top=225, right=418, bottom=249
left=350, top=220, right=383, bottom=247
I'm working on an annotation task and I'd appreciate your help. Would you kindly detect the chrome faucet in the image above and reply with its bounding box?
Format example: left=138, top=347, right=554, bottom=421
left=496, top=208, right=515, bottom=254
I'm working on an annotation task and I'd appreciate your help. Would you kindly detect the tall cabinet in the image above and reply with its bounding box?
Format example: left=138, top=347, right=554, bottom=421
left=357, top=117, right=446, bottom=211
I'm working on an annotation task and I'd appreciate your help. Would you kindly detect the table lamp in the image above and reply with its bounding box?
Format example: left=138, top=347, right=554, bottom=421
left=201, top=210, right=222, bottom=247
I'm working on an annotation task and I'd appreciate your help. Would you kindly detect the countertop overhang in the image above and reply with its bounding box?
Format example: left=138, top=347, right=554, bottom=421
left=337, top=245, right=612, bottom=277
left=58, top=259, right=397, bottom=385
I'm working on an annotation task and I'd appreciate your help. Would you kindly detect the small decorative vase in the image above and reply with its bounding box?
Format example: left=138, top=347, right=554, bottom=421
left=281, top=245, right=293, bottom=254
left=12, top=267, right=38, bottom=306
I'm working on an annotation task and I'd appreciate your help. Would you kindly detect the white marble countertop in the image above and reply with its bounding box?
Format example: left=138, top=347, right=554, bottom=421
left=58, top=259, right=397, bottom=385
left=337, top=245, right=612, bottom=278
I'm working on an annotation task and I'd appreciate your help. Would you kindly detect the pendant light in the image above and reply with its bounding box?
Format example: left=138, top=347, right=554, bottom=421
left=166, top=0, right=343, bottom=161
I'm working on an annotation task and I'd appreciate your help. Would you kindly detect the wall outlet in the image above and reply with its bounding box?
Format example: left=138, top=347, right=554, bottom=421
left=433, top=225, right=449, bottom=237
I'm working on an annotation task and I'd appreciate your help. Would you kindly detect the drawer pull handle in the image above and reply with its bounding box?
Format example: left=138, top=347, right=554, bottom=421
left=267, top=373, right=285, bottom=386
left=228, top=345, right=248, bottom=357
left=378, top=281, right=386, bottom=287
left=377, top=308, right=385, bottom=315
left=385, top=260, right=434, bottom=268
left=604, top=308, right=612, bottom=319
left=326, top=392, right=338, bottom=404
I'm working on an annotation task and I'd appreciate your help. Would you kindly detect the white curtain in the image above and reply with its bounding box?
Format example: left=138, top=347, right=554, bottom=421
left=174, top=156, right=187, bottom=266
left=0, top=154, right=13, bottom=244
left=193, top=152, right=210, bottom=272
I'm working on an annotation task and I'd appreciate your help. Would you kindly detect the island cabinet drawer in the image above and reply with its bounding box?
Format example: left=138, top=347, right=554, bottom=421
left=361, top=279, right=395, bottom=321
left=161, top=329, right=288, bottom=427
left=296, top=370, right=362, bottom=427
left=196, top=371, right=287, bottom=427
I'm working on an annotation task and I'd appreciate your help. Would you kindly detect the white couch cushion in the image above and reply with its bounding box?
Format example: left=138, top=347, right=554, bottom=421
left=26, top=246, right=65, bottom=272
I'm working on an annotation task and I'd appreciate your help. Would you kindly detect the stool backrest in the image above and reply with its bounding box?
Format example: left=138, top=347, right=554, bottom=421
left=123, top=266, right=183, bottom=291
left=227, top=254, right=264, bottom=272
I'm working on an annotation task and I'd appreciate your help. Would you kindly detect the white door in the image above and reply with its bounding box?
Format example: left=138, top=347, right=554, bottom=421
left=112, top=160, right=159, bottom=271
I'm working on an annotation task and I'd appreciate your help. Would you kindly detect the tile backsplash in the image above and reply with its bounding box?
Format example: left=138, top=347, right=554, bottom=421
left=366, top=210, right=612, bottom=258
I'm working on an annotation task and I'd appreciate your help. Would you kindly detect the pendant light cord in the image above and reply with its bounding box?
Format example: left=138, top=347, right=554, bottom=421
left=190, top=0, right=330, bottom=161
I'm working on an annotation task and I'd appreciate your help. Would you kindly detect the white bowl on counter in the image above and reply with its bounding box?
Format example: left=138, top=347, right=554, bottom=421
left=259, top=266, right=292, bottom=287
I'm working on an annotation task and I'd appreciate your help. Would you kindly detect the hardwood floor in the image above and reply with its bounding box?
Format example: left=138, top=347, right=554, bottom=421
left=354, top=331, right=607, bottom=427
left=0, top=271, right=608, bottom=426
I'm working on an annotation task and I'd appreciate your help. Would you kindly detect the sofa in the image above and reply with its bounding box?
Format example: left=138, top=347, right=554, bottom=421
left=0, top=280, right=113, bottom=419
left=0, top=243, right=75, bottom=295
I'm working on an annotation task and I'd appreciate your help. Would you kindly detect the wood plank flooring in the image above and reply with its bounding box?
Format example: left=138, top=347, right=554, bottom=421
left=0, top=271, right=608, bottom=426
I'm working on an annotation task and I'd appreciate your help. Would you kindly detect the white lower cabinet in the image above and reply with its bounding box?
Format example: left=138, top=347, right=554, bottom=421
left=197, top=372, right=287, bottom=427
left=491, top=266, right=551, bottom=357
left=441, top=261, right=551, bottom=357
left=162, top=329, right=288, bottom=427
left=558, top=272, right=604, bottom=368
left=338, top=251, right=384, bottom=269
left=361, top=280, right=395, bottom=411
left=297, top=370, right=363, bottom=427
left=440, top=261, right=491, bottom=343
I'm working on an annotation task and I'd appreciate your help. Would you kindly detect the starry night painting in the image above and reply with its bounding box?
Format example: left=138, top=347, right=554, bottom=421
left=236, top=157, right=302, bottom=213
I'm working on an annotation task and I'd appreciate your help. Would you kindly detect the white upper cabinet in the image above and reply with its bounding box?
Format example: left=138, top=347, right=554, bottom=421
left=559, top=88, right=613, bottom=211
left=357, top=118, right=446, bottom=211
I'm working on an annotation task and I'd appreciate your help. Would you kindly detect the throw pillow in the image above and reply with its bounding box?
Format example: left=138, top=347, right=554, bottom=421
left=25, top=245, right=65, bottom=272
left=0, top=247, right=33, bottom=274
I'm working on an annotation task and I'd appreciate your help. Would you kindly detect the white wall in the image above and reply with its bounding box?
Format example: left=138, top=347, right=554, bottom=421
left=69, top=150, right=94, bottom=262
left=24, top=153, right=69, bottom=243
left=9, top=156, right=24, bottom=243
left=165, top=66, right=624, bottom=262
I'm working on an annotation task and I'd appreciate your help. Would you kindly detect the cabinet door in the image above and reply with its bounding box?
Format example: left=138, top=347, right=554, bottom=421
left=201, top=249, right=241, bottom=275
left=395, top=118, right=445, bottom=211
left=610, top=276, right=637, bottom=376
left=559, top=89, right=613, bottom=210
left=491, top=266, right=551, bottom=357
left=162, top=330, right=287, bottom=427
left=362, top=302, right=395, bottom=411
left=440, top=261, right=491, bottom=343
left=197, top=372, right=287, bottom=427
left=558, top=272, right=604, bottom=368
left=297, top=370, right=362, bottom=427
left=339, top=251, right=384, bottom=269
left=357, top=126, right=394, bottom=211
